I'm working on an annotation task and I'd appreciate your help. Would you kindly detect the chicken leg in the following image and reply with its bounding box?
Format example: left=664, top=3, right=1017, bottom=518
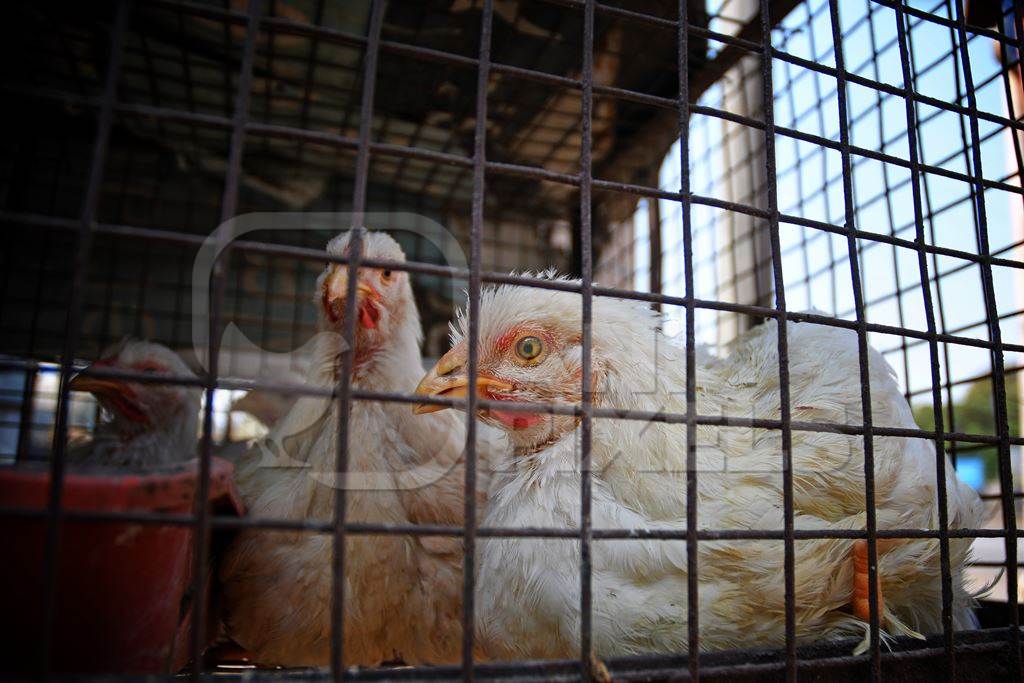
left=852, top=539, right=896, bottom=623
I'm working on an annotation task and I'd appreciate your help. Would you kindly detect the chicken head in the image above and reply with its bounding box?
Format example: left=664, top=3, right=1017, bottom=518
left=413, top=276, right=598, bottom=452
left=70, top=339, right=199, bottom=437
left=316, top=231, right=417, bottom=358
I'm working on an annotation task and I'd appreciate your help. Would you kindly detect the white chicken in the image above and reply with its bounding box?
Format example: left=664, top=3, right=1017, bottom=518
left=219, top=230, right=506, bottom=666
left=413, top=275, right=984, bottom=659
left=68, top=339, right=200, bottom=467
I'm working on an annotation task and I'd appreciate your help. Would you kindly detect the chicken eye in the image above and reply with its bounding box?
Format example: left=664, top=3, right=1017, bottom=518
left=515, top=336, right=544, bottom=362
left=381, top=269, right=393, bottom=283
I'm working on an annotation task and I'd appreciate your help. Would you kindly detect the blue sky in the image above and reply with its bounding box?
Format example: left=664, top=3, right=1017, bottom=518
left=640, top=0, right=1021, bottom=418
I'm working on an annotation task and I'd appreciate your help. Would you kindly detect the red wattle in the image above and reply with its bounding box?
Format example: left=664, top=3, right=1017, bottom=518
left=358, top=301, right=379, bottom=329
left=110, top=394, right=148, bottom=424
left=490, top=410, right=543, bottom=430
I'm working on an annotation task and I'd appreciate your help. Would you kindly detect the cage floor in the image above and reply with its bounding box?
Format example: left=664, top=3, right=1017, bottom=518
left=178, top=626, right=1021, bottom=682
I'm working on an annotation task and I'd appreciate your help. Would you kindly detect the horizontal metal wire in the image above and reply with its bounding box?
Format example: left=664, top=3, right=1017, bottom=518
left=8, top=80, right=1024, bottom=257
left=2, top=505, right=1019, bottom=542
left=135, top=0, right=1024, bottom=134
left=8, top=76, right=1024, bottom=250
left=9, top=51, right=1024, bottom=198
left=204, top=631, right=1013, bottom=681
left=142, top=0, right=1024, bottom=53
left=8, top=359, right=1020, bottom=448
left=3, top=212, right=1023, bottom=354
left=6, top=0, right=1023, bottom=677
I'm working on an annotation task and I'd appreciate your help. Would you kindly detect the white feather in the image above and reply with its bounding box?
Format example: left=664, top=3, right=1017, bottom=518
left=466, top=278, right=984, bottom=659
left=219, top=232, right=509, bottom=666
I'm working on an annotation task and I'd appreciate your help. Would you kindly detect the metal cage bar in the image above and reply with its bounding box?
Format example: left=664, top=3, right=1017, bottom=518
left=675, top=0, right=701, bottom=679
left=890, top=0, right=957, bottom=674
left=37, top=0, right=130, bottom=675
left=462, top=0, right=494, bottom=678
left=757, top=2, right=798, bottom=680
left=329, top=0, right=386, bottom=677
left=827, top=0, right=883, bottom=674
left=578, top=1, right=596, bottom=678
left=950, top=0, right=1022, bottom=675
left=190, top=0, right=262, bottom=676
left=2, top=0, right=1023, bottom=680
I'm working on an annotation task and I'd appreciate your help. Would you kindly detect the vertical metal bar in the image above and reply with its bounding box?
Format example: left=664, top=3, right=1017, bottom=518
left=799, top=1, right=839, bottom=317
left=863, top=0, right=912, bottom=407
left=721, top=97, right=743, bottom=344
left=263, top=0, right=279, bottom=127
left=647, top=184, right=663, bottom=306
left=756, top=2, right=796, bottom=680
left=1012, top=1, right=1024, bottom=88
left=891, top=1, right=956, bottom=675
left=950, top=1, right=1023, bottom=675
left=191, top=0, right=262, bottom=677
left=292, top=0, right=323, bottom=358
left=295, top=0, right=328, bottom=170
left=777, top=18, right=811, bottom=315
left=914, top=3, right=961, bottom=473
left=15, top=367, right=37, bottom=463
left=1006, top=0, right=1024, bottom=533
left=28, top=216, right=55, bottom=364
left=997, top=4, right=1024, bottom=191
left=579, top=1, right=595, bottom=679
left=826, top=1, right=881, bottom=678
left=463, top=1, right=493, bottom=679
left=348, top=1, right=384, bottom=231
left=733, top=44, right=771, bottom=321
left=331, top=1, right=385, bottom=678
left=676, top=1, right=700, bottom=677
left=38, top=0, right=130, bottom=675
left=177, top=9, right=202, bottom=167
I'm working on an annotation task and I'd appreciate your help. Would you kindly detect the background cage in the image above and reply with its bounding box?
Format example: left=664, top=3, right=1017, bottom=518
left=0, top=0, right=1022, bottom=680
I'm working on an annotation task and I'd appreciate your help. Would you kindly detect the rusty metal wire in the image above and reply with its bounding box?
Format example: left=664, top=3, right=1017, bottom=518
left=2, top=0, right=1023, bottom=680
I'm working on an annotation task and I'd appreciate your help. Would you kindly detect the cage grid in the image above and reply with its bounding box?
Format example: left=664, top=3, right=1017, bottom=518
left=1, top=0, right=1023, bottom=680
left=643, top=0, right=1023, bottom=452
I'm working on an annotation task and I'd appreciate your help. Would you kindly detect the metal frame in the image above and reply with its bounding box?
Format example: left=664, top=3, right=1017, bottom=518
left=2, top=0, right=1023, bottom=680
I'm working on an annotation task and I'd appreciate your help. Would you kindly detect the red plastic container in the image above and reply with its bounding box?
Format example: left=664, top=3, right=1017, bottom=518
left=0, top=458, right=244, bottom=674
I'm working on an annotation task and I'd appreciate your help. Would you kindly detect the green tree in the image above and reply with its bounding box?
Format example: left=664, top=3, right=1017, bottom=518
left=912, top=375, right=1021, bottom=485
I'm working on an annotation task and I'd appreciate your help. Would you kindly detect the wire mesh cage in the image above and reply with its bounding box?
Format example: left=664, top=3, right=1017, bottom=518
left=0, top=0, right=1022, bottom=680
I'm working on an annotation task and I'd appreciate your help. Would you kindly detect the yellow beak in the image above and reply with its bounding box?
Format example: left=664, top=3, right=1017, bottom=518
left=68, top=374, right=125, bottom=397
left=323, top=266, right=381, bottom=324
left=412, top=349, right=513, bottom=414
left=324, top=266, right=378, bottom=303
